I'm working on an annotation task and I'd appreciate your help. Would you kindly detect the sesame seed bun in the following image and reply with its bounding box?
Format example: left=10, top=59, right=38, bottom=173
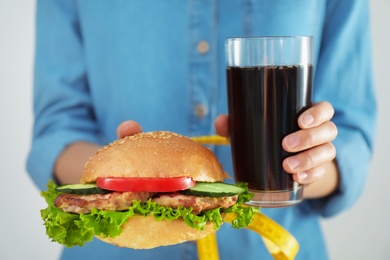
left=80, top=131, right=224, bottom=184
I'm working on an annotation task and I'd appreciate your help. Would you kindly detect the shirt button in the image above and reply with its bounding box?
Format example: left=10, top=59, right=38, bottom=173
left=197, top=40, right=210, bottom=54
left=194, top=104, right=208, bottom=118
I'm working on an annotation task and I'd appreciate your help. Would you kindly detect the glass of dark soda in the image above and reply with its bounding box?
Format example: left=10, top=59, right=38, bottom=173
left=226, top=36, right=313, bottom=207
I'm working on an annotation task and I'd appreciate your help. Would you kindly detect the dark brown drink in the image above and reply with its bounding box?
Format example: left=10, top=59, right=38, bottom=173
left=226, top=65, right=313, bottom=191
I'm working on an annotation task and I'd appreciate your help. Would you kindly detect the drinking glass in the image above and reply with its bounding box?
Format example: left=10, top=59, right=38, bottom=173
left=226, top=36, right=313, bottom=207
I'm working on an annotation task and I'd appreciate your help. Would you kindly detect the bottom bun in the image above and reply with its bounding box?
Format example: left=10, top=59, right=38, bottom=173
left=96, top=215, right=219, bottom=249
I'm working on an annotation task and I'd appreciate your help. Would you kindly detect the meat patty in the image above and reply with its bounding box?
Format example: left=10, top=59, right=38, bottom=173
left=54, top=191, right=155, bottom=214
left=55, top=191, right=238, bottom=215
left=152, top=194, right=238, bottom=214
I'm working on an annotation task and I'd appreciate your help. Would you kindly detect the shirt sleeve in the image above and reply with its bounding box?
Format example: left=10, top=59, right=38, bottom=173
left=303, top=0, right=377, bottom=217
left=26, top=0, right=101, bottom=191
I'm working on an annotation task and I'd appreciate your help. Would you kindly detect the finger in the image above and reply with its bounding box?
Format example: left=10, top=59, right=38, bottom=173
left=282, top=142, right=336, bottom=174
left=291, top=165, right=326, bottom=185
left=282, top=121, right=338, bottom=153
left=215, top=114, right=229, bottom=138
left=116, top=120, right=143, bottom=139
left=298, top=101, right=334, bottom=129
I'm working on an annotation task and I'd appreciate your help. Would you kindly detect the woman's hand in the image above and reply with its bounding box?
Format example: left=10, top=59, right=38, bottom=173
left=281, top=101, right=337, bottom=186
left=215, top=101, right=339, bottom=198
left=116, top=120, right=143, bottom=138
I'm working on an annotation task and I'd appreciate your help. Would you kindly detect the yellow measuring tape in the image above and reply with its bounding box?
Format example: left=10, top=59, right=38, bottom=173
left=191, top=135, right=230, bottom=145
left=228, top=212, right=299, bottom=260
left=196, top=212, right=299, bottom=260
left=192, top=135, right=300, bottom=260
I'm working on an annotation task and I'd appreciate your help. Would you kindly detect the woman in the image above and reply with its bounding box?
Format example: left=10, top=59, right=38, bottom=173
left=27, top=1, right=376, bottom=259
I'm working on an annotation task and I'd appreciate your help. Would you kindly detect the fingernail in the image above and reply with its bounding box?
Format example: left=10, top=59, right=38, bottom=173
left=288, top=158, right=300, bottom=169
left=298, top=172, right=308, bottom=181
left=285, top=135, right=300, bottom=149
left=302, top=114, right=314, bottom=127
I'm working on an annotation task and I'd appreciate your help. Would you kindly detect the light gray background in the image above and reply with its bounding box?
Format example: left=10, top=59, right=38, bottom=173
left=0, top=1, right=388, bottom=259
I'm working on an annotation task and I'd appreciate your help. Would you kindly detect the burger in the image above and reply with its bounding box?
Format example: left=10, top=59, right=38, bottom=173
left=41, top=131, right=256, bottom=249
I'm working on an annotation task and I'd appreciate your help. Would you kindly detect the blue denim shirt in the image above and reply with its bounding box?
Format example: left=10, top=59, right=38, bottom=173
left=27, top=1, right=376, bottom=259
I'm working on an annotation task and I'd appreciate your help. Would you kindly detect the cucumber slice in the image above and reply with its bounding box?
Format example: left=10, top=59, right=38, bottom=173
left=55, top=183, right=111, bottom=195
left=179, top=182, right=245, bottom=197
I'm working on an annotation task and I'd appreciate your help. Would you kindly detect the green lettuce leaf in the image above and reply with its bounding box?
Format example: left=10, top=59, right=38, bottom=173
left=40, top=180, right=256, bottom=247
left=40, top=181, right=93, bottom=247
left=220, top=182, right=258, bottom=229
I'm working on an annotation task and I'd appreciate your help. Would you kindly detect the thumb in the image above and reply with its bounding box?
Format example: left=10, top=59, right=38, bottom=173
left=116, top=120, right=143, bottom=139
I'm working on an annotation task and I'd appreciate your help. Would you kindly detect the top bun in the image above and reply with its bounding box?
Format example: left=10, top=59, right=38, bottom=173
left=80, top=131, right=224, bottom=184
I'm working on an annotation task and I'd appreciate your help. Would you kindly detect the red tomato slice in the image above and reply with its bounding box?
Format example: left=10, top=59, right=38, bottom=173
left=96, top=177, right=196, bottom=192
